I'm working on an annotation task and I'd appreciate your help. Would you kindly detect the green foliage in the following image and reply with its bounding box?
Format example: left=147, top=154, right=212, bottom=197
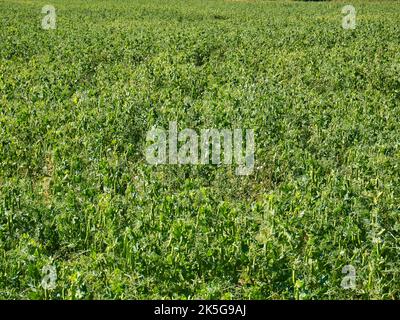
left=0, top=0, right=399, bottom=299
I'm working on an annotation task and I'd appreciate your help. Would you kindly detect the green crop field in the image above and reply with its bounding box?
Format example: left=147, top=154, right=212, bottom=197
left=0, top=0, right=399, bottom=299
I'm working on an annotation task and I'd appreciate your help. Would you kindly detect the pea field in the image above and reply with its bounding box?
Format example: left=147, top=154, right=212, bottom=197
left=0, top=0, right=400, bottom=299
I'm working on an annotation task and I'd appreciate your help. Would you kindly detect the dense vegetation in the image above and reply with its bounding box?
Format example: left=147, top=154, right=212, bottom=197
left=0, top=0, right=399, bottom=299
